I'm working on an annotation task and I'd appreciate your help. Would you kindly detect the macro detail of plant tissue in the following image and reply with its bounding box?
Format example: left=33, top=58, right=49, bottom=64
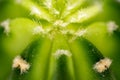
left=0, top=0, right=120, bottom=80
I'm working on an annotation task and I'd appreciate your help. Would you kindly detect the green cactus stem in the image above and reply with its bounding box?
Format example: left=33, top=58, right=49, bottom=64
left=0, top=0, right=119, bottom=80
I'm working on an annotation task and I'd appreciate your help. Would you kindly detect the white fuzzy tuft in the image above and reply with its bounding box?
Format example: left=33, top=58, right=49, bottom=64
left=53, top=9, right=60, bottom=15
left=70, top=17, right=77, bottom=23
left=93, top=58, right=112, bottom=73
left=67, top=4, right=76, bottom=11
left=44, top=0, right=52, bottom=9
left=69, top=29, right=86, bottom=42
left=75, top=29, right=86, bottom=37
left=0, top=19, right=10, bottom=35
left=12, top=56, right=30, bottom=74
left=54, top=20, right=68, bottom=27
left=60, top=29, right=69, bottom=35
left=54, top=49, right=72, bottom=59
left=70, top=11, right=88, bottom=23
left=78, top=11, right=88, bottom=20
left=33, top=26, right=45, bottom=35
left=30, top=6, right=41, bottom=15
left=107, top=21, right=118, bottom=34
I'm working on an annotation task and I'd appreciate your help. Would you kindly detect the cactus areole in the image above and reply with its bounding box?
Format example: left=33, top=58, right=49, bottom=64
left=0, top=0, right=119, bottom=80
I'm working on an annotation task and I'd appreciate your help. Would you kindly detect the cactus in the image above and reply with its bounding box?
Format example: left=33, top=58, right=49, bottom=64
left=0, top=0, right=120, bottom=80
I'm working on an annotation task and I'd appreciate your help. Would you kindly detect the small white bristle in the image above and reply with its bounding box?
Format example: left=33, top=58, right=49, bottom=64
left=70, top=17, right=76, bottom=23
left=78, top=11, right=88, bottom=20
left=69, top=11, right=88, bottom=23
left=44, top=0, right=52, bottom=9
left=67, top=4, right=76, bottom=10
left=53, top=9, right=60, bottom=15
left=30, top=6, right=41, bottom=15
left=46, top=28, right=56, bottom=40
left=69, top=29, right=86, bottom=42
left=93, top=58, right=112, bottom=73
left=60, top=29, right=69, bottom=35
left=54, top=20, right=68, bottom=27
left=107, top=21, right=118, bottom=34
left=0, top=19, right=10, bottom=35
left=48, top=33, right=54, bottom=40
left=54, top=49, right=72, bottom=59
left=75, top=29, right=86, bottom=37
left=54, top=20, right=63, bottom=26
left=12, top=56, right=30, bottom=74
left=33, top=26, right=45, bottom=35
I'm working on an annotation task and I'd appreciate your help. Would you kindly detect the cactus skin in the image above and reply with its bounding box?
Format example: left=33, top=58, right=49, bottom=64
left=0, top=0, right=120, bottom=80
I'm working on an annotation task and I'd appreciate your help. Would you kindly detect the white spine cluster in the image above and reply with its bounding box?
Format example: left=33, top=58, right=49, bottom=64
left=107, top=21, right=118, bottom=34
left=12, top=56, right=30, bottom=74
left=93, top=58, right=112, bottom=73
left=54, top=49, right=72, bottom=59
left=33, top=26, right=45, bottom=35
left=0, top=19, right=10, bottom=35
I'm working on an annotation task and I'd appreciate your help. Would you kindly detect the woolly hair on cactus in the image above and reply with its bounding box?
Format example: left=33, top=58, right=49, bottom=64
left=0, top=0, right=120, bottom=80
